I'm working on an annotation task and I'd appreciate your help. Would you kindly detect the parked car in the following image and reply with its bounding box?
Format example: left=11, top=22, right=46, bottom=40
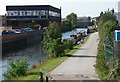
left=13, top=29, right=21, bottom=33
left=2, top=30, right=16, bottom=35
left=21, top=28, right=33, bottom=32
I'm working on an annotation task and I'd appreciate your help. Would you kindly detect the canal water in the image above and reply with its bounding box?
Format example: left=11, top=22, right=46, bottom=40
left=1, top=44, right=45, bottom=80
left=0, top=28, right=88, bottom=80
left=62, top=28, right=88, bottom=39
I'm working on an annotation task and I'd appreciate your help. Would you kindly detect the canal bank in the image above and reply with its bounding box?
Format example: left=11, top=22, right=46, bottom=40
left=1, top=28, right=88, bottom=80
left=12, top=32, right=91, bottom=80
left=1, top=44, right=46, bottom=80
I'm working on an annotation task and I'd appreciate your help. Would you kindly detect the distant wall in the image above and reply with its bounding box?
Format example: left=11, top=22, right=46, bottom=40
left=0, top=15, right=6, bottom=26
left=2, top=30, right=43, bottom=55
left=0, top=26, right=12, bottom=31
left=0, top=16, right=2, bottom=26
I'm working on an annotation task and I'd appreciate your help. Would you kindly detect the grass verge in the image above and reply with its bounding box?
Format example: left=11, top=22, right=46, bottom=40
left=14, top=34, right=91, bottom=80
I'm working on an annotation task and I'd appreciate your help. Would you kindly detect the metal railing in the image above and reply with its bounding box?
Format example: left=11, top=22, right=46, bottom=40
left=104, top=44, right=114, bottom=61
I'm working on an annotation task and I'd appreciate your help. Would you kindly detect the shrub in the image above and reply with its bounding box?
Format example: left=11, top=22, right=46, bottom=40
left=95, top=42, right=109, bottom=80
left=3, top=58, right=29, bottom=80
left=68, top=40, right=74, bottom=50
left=43, top=22, right=64, bottom=58
left=95, top=11, right=118, bottom=80
left=63, top=40, right=75, bottom=50
left=107, top=57, right=120, bottom=80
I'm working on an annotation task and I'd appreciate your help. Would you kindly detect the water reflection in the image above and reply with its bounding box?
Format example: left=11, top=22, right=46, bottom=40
left=1, top=44, right=45, bottom=80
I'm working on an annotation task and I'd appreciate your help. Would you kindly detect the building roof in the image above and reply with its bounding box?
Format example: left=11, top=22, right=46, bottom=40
left=6, top=5, right=61, bottom=12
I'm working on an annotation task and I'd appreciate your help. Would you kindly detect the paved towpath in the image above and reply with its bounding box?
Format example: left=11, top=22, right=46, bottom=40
left=50, top=32, right=99, bottom=80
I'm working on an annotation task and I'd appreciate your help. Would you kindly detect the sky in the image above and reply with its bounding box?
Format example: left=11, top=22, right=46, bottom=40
left=0, top=0, right=119, bottom=18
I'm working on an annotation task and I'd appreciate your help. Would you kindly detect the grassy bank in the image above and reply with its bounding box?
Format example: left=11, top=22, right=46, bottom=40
left=14, top=34, right=91, bottom=80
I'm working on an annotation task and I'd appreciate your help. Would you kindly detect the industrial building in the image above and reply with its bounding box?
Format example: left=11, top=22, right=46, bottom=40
left=6, top=5, right=61, bottom=29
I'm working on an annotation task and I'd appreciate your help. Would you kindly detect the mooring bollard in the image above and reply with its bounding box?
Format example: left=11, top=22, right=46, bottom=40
left=39, top=69, right=52, bottom=82
left=40, top=71, right=43, bottom=82
left=46, top=76, right=49, bottom=82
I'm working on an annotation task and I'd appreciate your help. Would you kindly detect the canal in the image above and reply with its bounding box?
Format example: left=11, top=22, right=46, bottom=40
left=62, top=28, right=88, bottom=39
left=1, top=28, right=88, bottom=80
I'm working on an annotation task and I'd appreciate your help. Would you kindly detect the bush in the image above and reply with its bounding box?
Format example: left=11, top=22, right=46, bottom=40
left=107, top=57, right=120, bottom=80
left=3, top=58, right=29, bottom=80
left=63, top=40, right=75, bottom=50
left=68, top=40, right=74, bottom=50
left=43, top=22, right=64, bottom=58
left=95, top=42, right=109, bottom=80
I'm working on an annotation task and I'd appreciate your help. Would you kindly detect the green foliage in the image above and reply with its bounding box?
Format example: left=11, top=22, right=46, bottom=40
left=96, top=11, right=119, bottom=80
left=63, top=40, right=75, bottom=50
left=45, top=21, right=62, bottom=40
left=43, top=22, right=64, bottom=58
left=95, top=42, right=109, bottom=80
left=61, top=20, right=72, bottom=33
left=99, top=12, right=117, bottom=23
left=66, top=13, right=77, bottom=28
left=3, top=58, right=29, bottom=80
left=107, top=57, right=120, bottom=80
left=60, top=13, right=77, bottom=33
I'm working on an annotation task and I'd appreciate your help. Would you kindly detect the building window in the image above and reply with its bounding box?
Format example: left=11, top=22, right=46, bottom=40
left=45, top=10, right=49, bottom=18
left=56, top=13, right=60, bottom=17
left=49, top=11, right=60, bottom=17
left=25, top=11, right=27, bottom=16
left=21, top=11, right=25, bottom=16
left=27, top=11, right=32, bottom=16
left=11, top=11, right=14, bottom=16
left=31, top=11, right=34, bottom=16
left=35, top=11, right=39, bottom=16
left=18, top=11, right=20, bottom=16
left=7, top=11, right=10, bottom=16
left=13, top=11, right=18, bottom=16
left=7, top=11, right=20, bottom=16
left=20, top=11, right=22, bottom=16
left=41, top=10, right=46, bottom=16
left=45, top=10, right=48, bottom=15
left=6, top=10, right=57, bottom=17
left=33, top=11, right=36, bottom=16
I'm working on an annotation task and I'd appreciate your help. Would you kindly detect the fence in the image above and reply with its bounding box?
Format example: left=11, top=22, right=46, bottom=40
left=104, top=44, right=114, bottom=61
left=104, top=40, right=120, bottom=61
left=114, top=40, right=120, bottom=58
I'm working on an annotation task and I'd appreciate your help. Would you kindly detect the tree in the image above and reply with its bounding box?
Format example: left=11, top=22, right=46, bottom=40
left=60, top=12, right=78, bottom=33
left=88, top=16, right=91, bottom=22
left=43, top=22, right=64, bottom=58
left=61, top=20, right=72, bottom=32
left=66, top=13, right=77, bottom=28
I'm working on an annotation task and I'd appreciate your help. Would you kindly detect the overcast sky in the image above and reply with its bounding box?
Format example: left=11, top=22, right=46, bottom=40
left=0, top=0, right=119, bottom=18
